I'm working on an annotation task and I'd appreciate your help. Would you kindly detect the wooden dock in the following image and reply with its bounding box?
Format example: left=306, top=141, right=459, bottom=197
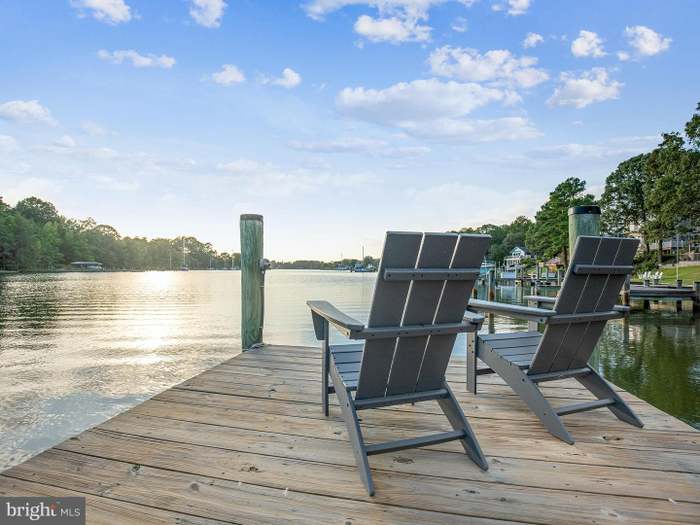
left=1, top=344, right=698, bottom=524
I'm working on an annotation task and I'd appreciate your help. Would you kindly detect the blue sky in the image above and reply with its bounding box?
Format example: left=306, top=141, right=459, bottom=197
left=1, top=0, right=698, bottom=260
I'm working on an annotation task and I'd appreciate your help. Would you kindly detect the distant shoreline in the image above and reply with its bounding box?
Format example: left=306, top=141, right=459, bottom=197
left=0, top=268, right=382, bottom=275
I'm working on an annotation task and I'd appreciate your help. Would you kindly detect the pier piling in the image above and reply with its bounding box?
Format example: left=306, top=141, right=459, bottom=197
left=240, top=214, right=267, bottom=349
left=568, top=205, right=600, bottom=260
left=622, top=274, right=631, bottom=307
left=694, top=282, right=700, bottom=313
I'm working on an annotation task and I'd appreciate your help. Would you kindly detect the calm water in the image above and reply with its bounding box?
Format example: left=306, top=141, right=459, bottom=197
left=0, top=270, right=698, bottom=470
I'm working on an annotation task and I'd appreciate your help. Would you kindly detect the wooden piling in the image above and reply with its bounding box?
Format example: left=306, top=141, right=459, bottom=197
left=694, top=282, right=700, bottom=313
left=622, top=274, right=631, bottom=307
left=488, top=268, right=496, bottom=301
left=240, top=214, right=265, bottom=350
left=676, top=280, right=683, bottom=312
left=568, top=205, right=600, bottom=260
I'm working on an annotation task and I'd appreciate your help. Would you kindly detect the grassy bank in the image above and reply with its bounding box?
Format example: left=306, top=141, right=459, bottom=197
left=660, top=265, right=700, bottom=284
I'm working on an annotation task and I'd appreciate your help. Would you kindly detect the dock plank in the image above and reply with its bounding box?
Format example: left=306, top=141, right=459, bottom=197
left=1, top=344, right=698, bottom=525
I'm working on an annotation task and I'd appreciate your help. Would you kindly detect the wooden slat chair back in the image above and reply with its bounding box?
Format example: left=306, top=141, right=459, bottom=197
left=528, top=236, right=639, bottom=375
left=307, top=231, right=490, bottom=495
left=357, top=232, right=490, bottom=399
left=466, top=235, right=643, bottom=444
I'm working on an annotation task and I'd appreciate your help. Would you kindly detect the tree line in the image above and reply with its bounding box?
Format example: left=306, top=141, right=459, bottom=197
left=3, top=103, right=698, bottom=273
left=0, top=197, right=240, bottom=271
left=460, top=102, right=700, bottom=269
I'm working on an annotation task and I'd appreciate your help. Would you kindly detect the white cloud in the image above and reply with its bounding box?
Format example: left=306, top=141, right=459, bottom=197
left=211, top=64, right=246, bottom=85
left=216, top=158, right=269, bottom=174
left=428, top=46, right=548, bottom=88
left=303, top=1, right=476, bottom=44
left=336, top=78, right=538, bottom=141
left=526, top=136, right=659, bottom=160
left=522, top=32, right=543, bottom=48
left=405, top=182, right=541, bottom=231
left=289, top=137, right=387, bottom=153
left=81, top=121, right=108, bottom=136
left=97, top=50, right=176, bottom=69
left=0, top=135, right=19, bottom=152
left=91, top=175, right=140, bottom=191
left=259, top=67, right=302, bottom=88
left=303, top=0, right=446, bottom=21
left=70, top=0, right=131, bottom=24
left=506, top=0, right=531, bottom=16
left=337, top=78, right=505, bottom=124
left=2, top=177, right=62, bottom=206
left=380, top=145, right=432, bottom=157
left=0, top=100, right=56, bottom=125
left=288, top=137, right=431, bottom=157
left=399, top=116, right=540, bottom=141
left=189, top=0, right=227, bottom=28
left=624, top=25, right=671, bottom=57
left=617, top=51, right=630, bottom=62
left=216, top=158, right=372, bottom=196
left=53, top=135, right=76, bottom=149
left=571, top=30, right=606, bottom=58
left=354, top=14, right=430, bottom=43
left=451, top=16, right=468, bottom=33
left=547, top=68, right=622, bottom=109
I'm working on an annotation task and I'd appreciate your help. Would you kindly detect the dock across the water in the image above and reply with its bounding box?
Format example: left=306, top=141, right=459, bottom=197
left=1, top=345, right=698, bottom=524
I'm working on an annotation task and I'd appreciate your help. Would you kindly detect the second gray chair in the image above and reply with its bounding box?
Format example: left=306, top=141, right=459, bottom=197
left=466, top=235, right=642, bottom=444
left=308, top=231, right=490, bottom=495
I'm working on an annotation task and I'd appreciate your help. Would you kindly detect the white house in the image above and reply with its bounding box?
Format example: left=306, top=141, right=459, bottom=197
left=504, top=246, right=531, bottom=269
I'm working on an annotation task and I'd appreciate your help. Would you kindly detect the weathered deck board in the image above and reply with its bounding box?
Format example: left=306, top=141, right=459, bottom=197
left=1, top=344, right=699, bottom=525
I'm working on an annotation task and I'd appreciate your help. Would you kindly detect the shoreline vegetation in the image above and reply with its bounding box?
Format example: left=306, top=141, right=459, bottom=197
left=1, top=103, right=698, bottom=274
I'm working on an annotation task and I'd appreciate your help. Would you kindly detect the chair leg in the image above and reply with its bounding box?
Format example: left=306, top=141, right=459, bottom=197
left=481, top=347, right=574, bottom=444
left=576, top=368, right=643, bottom=428
left=466, top=333, right=478, bottom=394
left=321, top=326, right=330, bottom=417
left=330, top=364, right=374, bottom=496
left=438, top=382, right=488, bottom=471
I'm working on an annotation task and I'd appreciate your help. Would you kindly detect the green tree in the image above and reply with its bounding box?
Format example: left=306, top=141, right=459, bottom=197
left=458, top=217, right=532, bottom=264
left=38, top=222, right=62, bottom=269
left=503, top=216, right=532, bottom=256
left=0, top=199, right=17, bottom=269
left=14, top=214, right=41, bottom=270
left=600, top=153, right=652, bottom=247
left=15, top=197, right=59, bottom=225
left=645, top=132, right=700, bottom=244
left=685, top=102, right=700, bottom=149
left=526, top=177, right=595, bottom=266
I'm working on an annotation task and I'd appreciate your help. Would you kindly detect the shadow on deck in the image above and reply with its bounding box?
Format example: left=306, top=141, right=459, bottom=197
left=1, top=344, right=698, bottom=524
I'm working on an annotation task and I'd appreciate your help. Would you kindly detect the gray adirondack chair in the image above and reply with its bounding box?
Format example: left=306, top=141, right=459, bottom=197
left=308, top=231, right=490, bottom=495
left=466, top=235, right=642, bottom=444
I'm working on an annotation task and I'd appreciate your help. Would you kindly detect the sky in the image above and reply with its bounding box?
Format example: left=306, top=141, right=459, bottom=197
left=0, top=0, right=698, bottom=260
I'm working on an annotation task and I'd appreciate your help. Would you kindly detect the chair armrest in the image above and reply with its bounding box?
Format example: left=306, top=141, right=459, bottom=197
left=468, top=299, right=554, bottom=323
left=307, top=300, right=364, bottom=339
left=524, top=295, right=556, bottom=304
left=463, top=309, right=485, bottom=327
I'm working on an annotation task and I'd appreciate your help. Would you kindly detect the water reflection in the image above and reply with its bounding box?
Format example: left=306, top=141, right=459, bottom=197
left=0, top=271, right=697, bottom=471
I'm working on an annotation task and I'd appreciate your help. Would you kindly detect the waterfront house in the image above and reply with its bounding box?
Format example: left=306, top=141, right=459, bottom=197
left=504, top=246, right=531, bottom=269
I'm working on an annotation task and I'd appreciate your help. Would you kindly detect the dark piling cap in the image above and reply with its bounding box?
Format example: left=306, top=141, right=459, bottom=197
left=240, top=214, right=263, bottom=221
left=568, top=205, right=601, bottom=216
